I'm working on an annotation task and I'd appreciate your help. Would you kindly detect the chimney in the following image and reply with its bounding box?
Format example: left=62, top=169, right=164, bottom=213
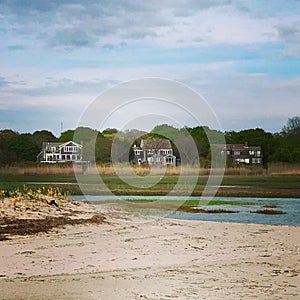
left=244, top=141, right=249, bottom=148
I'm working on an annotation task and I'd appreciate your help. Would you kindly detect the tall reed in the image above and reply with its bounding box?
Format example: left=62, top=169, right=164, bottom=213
left=267, top=163, right=300, bottom=175
left=0, top=163, right=269, bottom=176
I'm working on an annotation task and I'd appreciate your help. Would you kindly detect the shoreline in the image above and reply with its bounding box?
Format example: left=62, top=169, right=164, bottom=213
left=0, top=199, right=299, bottom=299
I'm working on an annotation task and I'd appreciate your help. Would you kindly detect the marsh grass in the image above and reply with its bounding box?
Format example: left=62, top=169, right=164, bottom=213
left=0, top=163, right=267, bottom=176
left=123, top=201, right=238, bottom=215
left=0, top=165, right=299, bottom=197
left=126, top=199, right=260, bottom=206
left=253, top=209, right=285, bottom=215
left=1, top=162, right=300, bottom=176
left=267, top=163, right=300, bottom=175
left=0, top=164, right=75, bottom=175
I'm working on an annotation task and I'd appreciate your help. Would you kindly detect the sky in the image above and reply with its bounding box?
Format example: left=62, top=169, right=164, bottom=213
left=0, top=0, right=300, bottom=136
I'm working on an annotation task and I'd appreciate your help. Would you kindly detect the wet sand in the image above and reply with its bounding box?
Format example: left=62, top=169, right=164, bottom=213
left=0, top=200, right=299, bottom=299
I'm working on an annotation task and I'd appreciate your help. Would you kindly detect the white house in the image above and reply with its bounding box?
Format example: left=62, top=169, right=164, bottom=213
left=37, top=141, right=83, bottom=163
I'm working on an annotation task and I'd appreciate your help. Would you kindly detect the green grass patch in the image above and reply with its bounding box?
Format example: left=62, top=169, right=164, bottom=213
left=126, top=199, right=261, bottom=206
left=0, top=174, right=299, bottom=198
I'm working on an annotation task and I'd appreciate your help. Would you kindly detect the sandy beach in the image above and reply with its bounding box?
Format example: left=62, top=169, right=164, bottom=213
left=0, top=199, right=299, bottom=300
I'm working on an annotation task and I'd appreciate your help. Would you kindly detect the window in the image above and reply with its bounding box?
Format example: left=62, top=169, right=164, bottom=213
left=161, top=149, right=172, bottom=155
left=249, top=150, right=255, bottom=155
left=256, top=151, right=261, bottom=156
left=252, top=158, right=261, bottom=164
left=234, top=151, right=240, bottom=156
left=64, top=146, right=78, bottom=153
left=166, top=157, right=173, bottom=163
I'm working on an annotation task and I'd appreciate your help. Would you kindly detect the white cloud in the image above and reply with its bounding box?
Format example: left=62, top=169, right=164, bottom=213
left=0, top=0, right=298, bottom=49
left=2, top=60, right=299, bottom=132
left=0, top=0, right=299, bottom=133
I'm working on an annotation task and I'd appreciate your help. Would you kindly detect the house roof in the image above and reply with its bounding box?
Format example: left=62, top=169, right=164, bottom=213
left=42, top=142, right=61, bottom=148
left=59, top=141, right=82, bottom=148
left=140, top=139, right=172, bottom=150
left=225, top=144, right=261, bottom=151
left=42, top=141, right=82, bottom=149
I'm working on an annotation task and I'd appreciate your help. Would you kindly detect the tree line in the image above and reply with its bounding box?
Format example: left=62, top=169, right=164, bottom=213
left=0, top=117, right=299, bottom=166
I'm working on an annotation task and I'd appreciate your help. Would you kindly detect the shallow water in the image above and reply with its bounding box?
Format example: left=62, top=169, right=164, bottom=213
left=72, top=195, right=300, bottom=226
left=167, top=198, right=300, bottom=226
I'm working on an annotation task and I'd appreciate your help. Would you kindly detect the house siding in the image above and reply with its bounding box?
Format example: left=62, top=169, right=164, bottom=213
left=132, top=139, right=176, bottom=166
left=37, top=141, right=83, bottom=163
left=221, top=143, right=263, bottom=165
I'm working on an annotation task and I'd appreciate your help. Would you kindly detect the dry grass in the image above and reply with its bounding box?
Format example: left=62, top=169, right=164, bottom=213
left=89, top=164, right=266, bottom=176
left=0, top=162, right=299, bottom=176
left=0, top=164, right=75, bottom=175
left=267, top=163, right=300, bottom=175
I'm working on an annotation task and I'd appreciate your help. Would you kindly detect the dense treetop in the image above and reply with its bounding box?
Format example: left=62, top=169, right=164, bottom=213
left=0, top=117, right=299, bottom=165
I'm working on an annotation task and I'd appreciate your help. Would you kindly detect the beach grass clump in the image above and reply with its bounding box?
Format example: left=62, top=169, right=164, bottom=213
left=0, top=186, right=69, bottom=211
left=0, top=186, right=106, bottom=240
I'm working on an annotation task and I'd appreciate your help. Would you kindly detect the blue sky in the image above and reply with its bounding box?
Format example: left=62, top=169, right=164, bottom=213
left=0, top=0, right=300, bottom=136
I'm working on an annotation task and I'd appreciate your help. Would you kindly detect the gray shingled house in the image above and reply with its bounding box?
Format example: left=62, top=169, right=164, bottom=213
left=132, top=139, right=176, bottom=166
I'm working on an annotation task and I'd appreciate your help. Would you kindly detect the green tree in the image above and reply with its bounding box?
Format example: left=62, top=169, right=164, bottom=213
left=6, top=133, right=40, bottom=162
left=32, top=130, right=57, bottom=148
left=95, top=134, right=112, bottom=163
left=225, top=128, right=274, bottom=163
left=282, top=116, right=300, bottom=135
left=0, top=130, right=18, bottom=164
left=72, top=127, right=112, bottom=163
left=58, top=129, right=75, bottom=142
left=151, top=124, right=180, bottom=141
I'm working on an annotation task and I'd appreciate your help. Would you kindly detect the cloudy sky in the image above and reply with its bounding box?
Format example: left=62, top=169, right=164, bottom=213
left=0, top=0, right=300, bottom=136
